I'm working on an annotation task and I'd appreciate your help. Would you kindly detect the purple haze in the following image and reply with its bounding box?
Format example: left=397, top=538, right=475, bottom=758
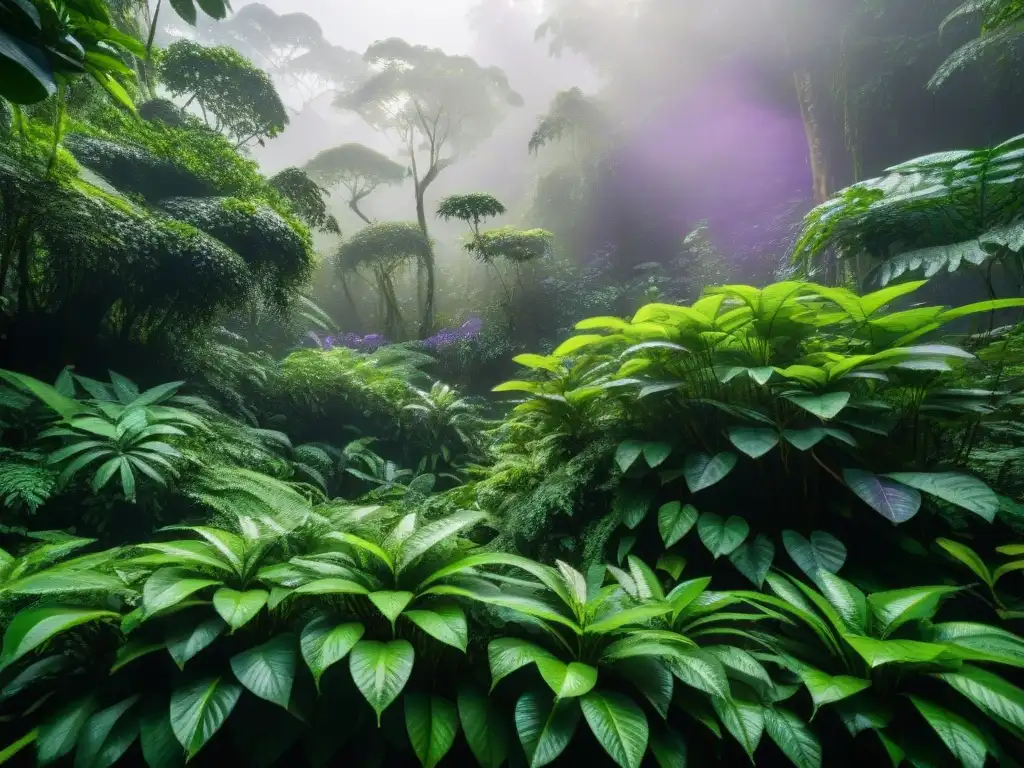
left=305, top=317, right=483, bottom=353
left=591, top=66, right=813, bottom=280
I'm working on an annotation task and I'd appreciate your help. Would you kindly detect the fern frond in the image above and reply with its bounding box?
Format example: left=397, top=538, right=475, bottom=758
left=0, top=459, right=58, bottom=513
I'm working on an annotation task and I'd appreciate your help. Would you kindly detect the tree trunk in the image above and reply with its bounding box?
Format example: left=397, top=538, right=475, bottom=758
left=339, top=271, right=361, bottom=328
left=793, top=68, right=831, bottom=207
left=349, top=199, right=372, bottom=226
left=414, top=184, right=435, bottom=338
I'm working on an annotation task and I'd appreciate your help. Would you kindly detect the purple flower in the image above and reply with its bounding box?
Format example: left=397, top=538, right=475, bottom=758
left=420, top=316, right=483, bottom=350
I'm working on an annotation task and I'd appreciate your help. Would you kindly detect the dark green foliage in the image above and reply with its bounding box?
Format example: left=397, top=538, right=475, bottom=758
left=138, top=98, right=189, bottom=127
left=466, top=227, right=554, bottom=264
left=436, top=193, right=506, bottom=232
left=64, top=133, right=217, bottom=200
left=158, top=40, right=288, bottom=149
left=528, top=87, right=607, bottom=154
left=268, top=168, right=340, bottom=235
left=931, top=0, right=1024, bottom=88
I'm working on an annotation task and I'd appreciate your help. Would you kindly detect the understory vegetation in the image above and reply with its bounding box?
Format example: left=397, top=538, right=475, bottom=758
left=1, top=1, right=1024, bottom=767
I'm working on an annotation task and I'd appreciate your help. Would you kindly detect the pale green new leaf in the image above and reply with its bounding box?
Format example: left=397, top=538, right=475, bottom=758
left=404, top=605, right=468, bottom=651
left=212, top=588, right=268, bottom=631
left=536, top=659, right=598, bottom=699
left=867, top=585, right=961, bottom=638
left=798, top=667, right=871, bottom=714
left=936, top=539, right=993, bottom=586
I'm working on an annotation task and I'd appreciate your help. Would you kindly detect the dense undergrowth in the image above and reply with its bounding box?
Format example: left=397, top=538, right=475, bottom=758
left=2, top=1, right=1024, bottom=767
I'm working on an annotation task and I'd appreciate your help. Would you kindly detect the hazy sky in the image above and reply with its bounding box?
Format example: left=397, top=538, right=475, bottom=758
left=240, top=0, right=484, bottom=54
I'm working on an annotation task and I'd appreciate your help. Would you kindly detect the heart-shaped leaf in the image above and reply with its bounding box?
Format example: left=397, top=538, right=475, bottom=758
left=368, top=591, right=415, bottom=624
left=349, top=639, right=414, bottom=724
left=884, top=472, right=998, bottom=522
left=212, top=588, right=267, bottom=631
left=300, top=618, right=364, bottom=689
left=728, top=428, right=779, bottom=459
left=683, top=452, right=738, bottom=493
left=782, top=530, right=846, bottom=583
left=166, top=617, right=226, bottom=669
left=458, top=685, right=510, bottom=768
left=643, top=442, right=672, bottom=468
left=516, top=691, right=579, bottom=768
left=229, top=634, right=297, bottom=709
left=697, top=513, right=749, bottom=559
left=405, top=692, right=459, bottom=768
left=657, top=502, right=698, bottom=548
left=786, top=391, right=850, bottom=420
left=844, top=469, right=921, bottom=523
left=536, top=659, right=598, bottom=699
left=615, top=441, right=644, bottom=472
left=728, top=535, right=775, bottom=587
left=169, top=677, right=241, bottom=759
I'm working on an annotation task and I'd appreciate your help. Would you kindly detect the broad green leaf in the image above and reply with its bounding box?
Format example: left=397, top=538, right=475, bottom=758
left=212, top=588, right=268, bottom=631
left=783, top=428, right=827, bottom=451
left=136, top=541, right=235, bottom=576
left=1, top=607, right=118, bottom=669
left=817, top=572, right=868, bottom=633
left=166, top=617, right=226, bottom=669
left=928, top=622, right=1024, bottom=668
left=843, top=469, right=921, bottom=523
left=617, top=535, right=637, bottom=566
left=615, top=440, right=644, bottom=472
left=764, top=707, right=821, bottom=768
left=111, top=641, right=164, bottom=674
left=581, top=690, right=648, bottom=768
left=139, top=703, right=183, bottom=768
left=553, top=334, right=609, bottom=356
left=936, top=664, right=1024, bottom=736
left=38, top=697, right=97, bottom=765
left=616, top=657, right=673, bottom=719
left=368, top=591, right=415, bottom=624
left=513, top=353, right=560, bottom=371
left=326, top=532, right=394, bottom=571
left=300, top=618, right=364, bottom=689
left=705, top=646, right=772, bottom=691
left=649, top=725, right=687, bottom=768
left=786, top=391, right=850, bottom=420
left=658, top=502, right=698, bottom=548
left=697, top=512, right=749, bottom=559
left=728, top=428, right=779, bottom=459
left=867, top=585, right=961, bottom=638
left=667, top=577, right=712, bottom=618
left=885, top=472, right=998, bottom=522
left=536, top=659, right=598, bottom=699
left=229, top=634, right=296, bottom=709
left=936, top=539, right=993, bottom=586
left=782, top=530, right=846, bottom=584
left=666, top=649, right=730, bottom=699
left=404, top=606, right=468, bottom=651
left=712, top=695, right=764, bottom=761
left=729, top=536, right=775, bottom=587
left=458, top=685, right=510, bottom=768
left=74, top=695, right=140, bottom=768
left=626, top=555, right=664, bottom=601
left=683, top=453, right=738, bottom=493
left=833, top=694, right=892, bottom=736
left=798, top=667, right=871, bottom=714
left=291, top=578, right=369, bottom=597
left=845, top=636, right=952, bottom=668
left=143, top=569, right=220, bottom=616
left=349, top=640, right=415, bottom=724
left=405, top=692, right=459, bottom=768
left=643, top=442, right=673, bottom=468
left=516, top=691, right=580, bottom=768
left=908, top=695, right=987, bottom=768
left=656, top=553, right=686, bottom=580
left=615, top=485, right=656, bottom=529
left=588, top=601, right=673, bottom=633
left=169, top=677, right=241, bottom=759
left=397, top=511, right=488, bottom=572
left=0, top=369, right=84, bottom=419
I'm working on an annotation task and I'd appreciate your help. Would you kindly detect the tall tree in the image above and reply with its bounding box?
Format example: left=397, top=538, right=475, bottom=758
left=303, top=143, right=408, bottom=225
left=335, top=38, right=523, bottom=337
left=158, top=40, right=289, bottom=149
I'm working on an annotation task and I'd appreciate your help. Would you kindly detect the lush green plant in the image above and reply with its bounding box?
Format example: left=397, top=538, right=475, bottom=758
left=930, top=0, right=1024, bottom=89
left=303, top=143, right=407, bottom=225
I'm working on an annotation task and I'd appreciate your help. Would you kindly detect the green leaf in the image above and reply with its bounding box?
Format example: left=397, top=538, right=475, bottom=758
left=488, top=638, right=558, bottom=690
left=786, top=391, right=850, bottom=420
left=833, top=694, right=892, bottom=737
left=553, top=334, right=609, bottom=356
left=843, top=469, right=921, bottom=523
left=782, top=530, right=846, bottom=584
left=666, top=649, right=731, bottom=699
left=656, top=553, right=686, bottom=581
left=617, top=535, right=636, bottom=566
left=169, top=677, right=241, bottom=759
left=405, top=692, right=459, bottom=768
left=616, top=440, right=644, bottom=472
left=728, top=428, right=779, bottom=459
left=928, top=622, right=1024, bottom=667
left=111, top=640, right=164, bottom=674
left=290, top=578, right=370, bottom=597
left=936, top=664, right=1024, bottom=737
left=580, top=691, right=648, bottom=768
left=166, top=617, right=226, bottom=669
left=229, top=634, right=296, bottom=709
left=616, top=657, right=673, bottom=719
left=615, top=485, right=656, bottom=530
left=143, top=569, right=220, bottom=616
left=458, top=685, right=510, bottom=768
left=139, top=703, right=183, bottom=768
left=729, top=536, right=775, bottom=587
left=936, top=539, right=993, bottom=586
left=403, top=605, right=468, bottom=651
left=875, top=730, right=904, bottom=767
left=697, top=512, right=749, bottom=559
left=817, top=571, right=868, bottom=633
left=299, top=618, right=364, bottom=689
left=783, top=428, right=828, bottom=451
left=667, top=578, right=712, bottom=618
left=643, top=442, right=673, bottom=468
left=649, top=725, right=687, bottom=768
left=169, top=0, right=197, bottom=25
left=397, top=511, right=488, bottom=572
left=74, top=695, right=140, bottom=768
left=1, top=607, right=118, bottom=669
left=515, top=691, right=579, bottom=768
left=349, top=639, right=414, bottom=724
left=798, top=667, right=871, bottom=715
left=658, top=502, right=698, bottom=548
left=908, top=695, right=987, bottom=768
left=0, top=369, right=83, bottom=418
left=536, top=659, right=598, bottom=699
left=705, top=646, right=772, bottom=691
left=683, top=453, right=738, bottom=493
left=867, top=586, right=961, bottom=638
left=368, top=590, right=415, bottom=624
left=885, top=472, right=998, bottom=522
left=212, top=588, right=268, bottom=631
left=845, top=636, right=952, bottom=668
left=38, top=697, right=97, bottom=765
left=764, top=707, right=821, bottom=768
left=712, top=695, right=764, bottom=761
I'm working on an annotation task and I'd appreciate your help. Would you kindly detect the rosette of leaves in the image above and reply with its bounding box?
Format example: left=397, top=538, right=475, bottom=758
left=401, top=382, right=484, bottom=474
left=0, top=0, right=144, bottom=107
left=743, top=568, right=1024, bottom=767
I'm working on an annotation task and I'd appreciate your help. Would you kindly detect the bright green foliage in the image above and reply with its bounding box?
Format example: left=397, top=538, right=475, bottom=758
left=268, top=167, right=340, bottom=234
left=437, top=193, right=507, bottom=233
left=466, top=227, right=554, bottom=265
left=930, top=0, right=1024, bottom=88
left=158, top=41, right=288, bottom=149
